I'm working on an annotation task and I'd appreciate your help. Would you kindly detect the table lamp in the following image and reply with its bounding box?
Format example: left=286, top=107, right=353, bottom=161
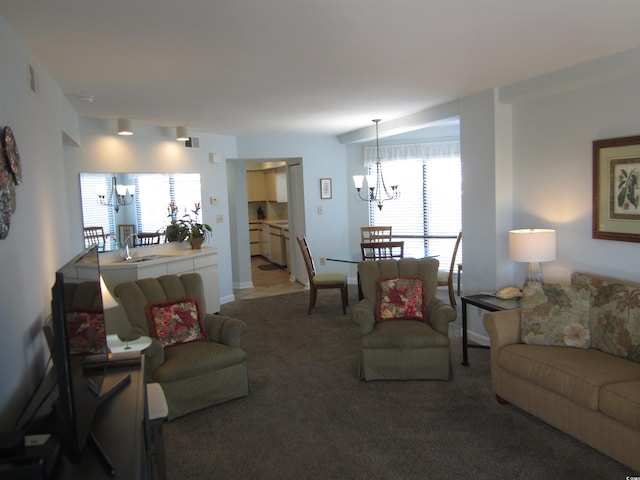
left=509, top=228, right=556, bottom=284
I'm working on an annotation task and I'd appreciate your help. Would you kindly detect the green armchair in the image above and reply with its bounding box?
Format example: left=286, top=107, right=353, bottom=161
left=351, top=258, right=457, bottom=380
left=114, top=273, right=248, bottom=419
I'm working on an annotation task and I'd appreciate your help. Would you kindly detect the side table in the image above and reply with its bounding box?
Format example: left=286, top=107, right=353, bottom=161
left=461, top=294, right=521, bottom=366
left=107, top=334, right=152, bottom=353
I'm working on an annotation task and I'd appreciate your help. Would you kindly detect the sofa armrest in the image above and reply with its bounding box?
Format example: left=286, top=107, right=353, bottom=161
left=205, top=313, right=247, bottom=347
left=482, top=308, right=522, bottom=348
left=427, top=298, right=457, bottom=335
left=351, top=299, right=376, bottom=336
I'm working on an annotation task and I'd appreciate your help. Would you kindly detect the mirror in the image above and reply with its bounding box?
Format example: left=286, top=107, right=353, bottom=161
left=79, top=172, right=202, bottom=252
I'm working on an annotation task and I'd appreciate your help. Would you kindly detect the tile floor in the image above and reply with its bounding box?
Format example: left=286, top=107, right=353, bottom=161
left=233, top=256, right=305, bottom=301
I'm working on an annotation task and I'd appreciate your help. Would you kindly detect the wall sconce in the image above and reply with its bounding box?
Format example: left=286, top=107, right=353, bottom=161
left=117, top=118, right=133, bottom=136
left=509, top=228, right=556, bottom=284
left=176, top=126, right=189, bottom=142
left=96, top=176, right=134, bottom=213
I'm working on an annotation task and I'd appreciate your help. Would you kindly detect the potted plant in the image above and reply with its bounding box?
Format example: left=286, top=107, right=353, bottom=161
left=165, top=202, right=212, bottom=248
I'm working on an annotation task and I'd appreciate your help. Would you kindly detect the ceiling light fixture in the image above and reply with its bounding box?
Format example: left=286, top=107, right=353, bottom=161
left=96, top=176, right=134, bottom=213
left=176, top=126, right=189, bottom=142
left=353, top=119, right=400, bottom=210
left=117, top=118, right=133, bottom=136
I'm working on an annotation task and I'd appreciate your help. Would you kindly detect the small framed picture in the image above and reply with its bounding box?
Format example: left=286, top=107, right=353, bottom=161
left=320, top=178, right=332, bottom=199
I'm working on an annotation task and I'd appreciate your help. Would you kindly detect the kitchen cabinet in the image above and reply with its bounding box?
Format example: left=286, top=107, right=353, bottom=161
left=247, top=170, right=266, bottom=202
left=249, top=222, right=261, bottom=256
left=261, top=223, right=271, bottom=259
left=269, top=226, right=285, bottom=265
left=265, top=167, right=287, bottom=203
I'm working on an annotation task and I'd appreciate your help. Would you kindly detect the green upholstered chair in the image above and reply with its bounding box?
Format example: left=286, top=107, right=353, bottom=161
left=351, top=258, right=457, bottom=380
left=296, top=233, right=348, bottom=314
left=114, top=273, right=248, bottom=419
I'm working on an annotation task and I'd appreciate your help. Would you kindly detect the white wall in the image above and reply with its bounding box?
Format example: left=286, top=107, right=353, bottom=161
left=63, top=118, right=239, bottom=302
left=235, top=135, right=350, bottom=283
left=504, top=47, right=640, bottom=284
left=0, top=17, right=77, bottom=429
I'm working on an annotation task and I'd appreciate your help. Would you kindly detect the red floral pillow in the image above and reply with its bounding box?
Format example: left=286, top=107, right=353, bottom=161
left=66, top=310, right=107, bottom=355
left=376, top=276, right=428, bottom=322
left=145, top=297, right=208, bottom=349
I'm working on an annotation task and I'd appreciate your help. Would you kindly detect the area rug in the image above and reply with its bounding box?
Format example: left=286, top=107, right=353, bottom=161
left=163, top=290, right=636, bottom=480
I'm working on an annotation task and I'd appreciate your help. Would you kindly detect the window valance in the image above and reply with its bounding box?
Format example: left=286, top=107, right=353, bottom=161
left=363, top=138, right=460, bottom=166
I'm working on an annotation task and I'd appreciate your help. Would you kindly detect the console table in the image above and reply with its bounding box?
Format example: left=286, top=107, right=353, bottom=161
left=52, top=358, right=147, bottom=479
left=461, top=294, right=521, bottom=366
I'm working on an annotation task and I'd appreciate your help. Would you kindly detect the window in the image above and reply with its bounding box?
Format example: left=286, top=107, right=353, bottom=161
left=80, top=173, right=115, bottom=240
left=368, top=141, right=461, bottom=268
left=136, top=173, right=202, bottom=233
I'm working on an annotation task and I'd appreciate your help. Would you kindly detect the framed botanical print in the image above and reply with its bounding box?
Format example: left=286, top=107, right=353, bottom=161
left=593, top=135, right=640, bottom=243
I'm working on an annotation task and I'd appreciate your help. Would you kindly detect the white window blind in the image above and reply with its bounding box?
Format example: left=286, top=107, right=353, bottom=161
left=136, top=173, right=202, bottom=233
left=369, top=142, right=461, bottom=268
left=79, top=173, right=114, bottom=242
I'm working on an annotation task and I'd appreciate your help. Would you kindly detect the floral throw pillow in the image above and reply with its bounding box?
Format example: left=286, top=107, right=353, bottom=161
left=520, top=283, right=591, bottom=348
left=67, top=310, right=107, bottom=355
left=376, top=276, right=427, bottom=322
left=572, top=272, right=640, bottom=362
left=145, top=297, right=208, bottom=349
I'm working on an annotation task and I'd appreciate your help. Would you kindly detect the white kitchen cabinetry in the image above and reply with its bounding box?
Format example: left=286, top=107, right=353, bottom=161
left=249, top=222, right=261, bottom=256
left=247, top=170, right=266, bottom=202
left=269, top=226, right=285, bottom=266
left=261, top=223, right=271, bottom=259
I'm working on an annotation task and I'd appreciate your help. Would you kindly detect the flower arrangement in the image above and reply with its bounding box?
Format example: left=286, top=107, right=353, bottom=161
left=165, top=202, right=212, bottom=247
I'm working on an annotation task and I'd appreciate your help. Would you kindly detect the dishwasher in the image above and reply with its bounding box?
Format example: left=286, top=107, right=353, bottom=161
left=269, top=226, right=285, bottom=266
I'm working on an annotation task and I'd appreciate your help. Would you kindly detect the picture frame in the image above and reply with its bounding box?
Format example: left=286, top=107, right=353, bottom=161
left=593, top=135, right=640, bottom=243
left=320, top=178, right=332, bottom=199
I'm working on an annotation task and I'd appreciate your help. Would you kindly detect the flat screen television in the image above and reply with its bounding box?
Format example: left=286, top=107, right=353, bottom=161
left=49, top=245, right=120, bottom=466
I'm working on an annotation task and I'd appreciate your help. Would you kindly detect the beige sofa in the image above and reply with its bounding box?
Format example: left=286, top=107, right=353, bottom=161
left=483, top=272, right=640, bottom=472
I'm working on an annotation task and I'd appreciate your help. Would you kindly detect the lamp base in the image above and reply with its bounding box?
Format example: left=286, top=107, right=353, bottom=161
left=526, top=261, right=543, bottom=284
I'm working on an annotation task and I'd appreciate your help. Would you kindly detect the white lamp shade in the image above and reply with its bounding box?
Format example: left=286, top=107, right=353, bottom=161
left=176, top=126, right=189, bottom=141
left=365, top=174, right=377, bottom=189
left=353, top=175, right=364, bottom=189
left=117, top=118, right=133, bottom=136
left=99, top=275, right=119, bottom=310
left=509, top=229, right=556, bottom=262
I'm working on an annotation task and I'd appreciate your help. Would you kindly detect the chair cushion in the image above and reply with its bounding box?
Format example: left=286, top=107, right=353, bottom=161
left=145, top=297, right=208, bottom=349
left=154, top=341, right=247, bottom=382
left=376, top=276, right=427, bottom=322
left=313, top=272, right=346, bottom=285
left=520, top=283, right=591, bottom=348
left=362, top=321, right=448, bottom=349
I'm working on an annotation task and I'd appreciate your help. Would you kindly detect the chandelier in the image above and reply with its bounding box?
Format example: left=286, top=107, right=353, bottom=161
left=97, top=176, right=134, bottom=213
left=353, top=119, right=400, bottom=210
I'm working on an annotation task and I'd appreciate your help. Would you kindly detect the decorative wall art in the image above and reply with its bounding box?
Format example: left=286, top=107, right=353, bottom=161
left=0, top=126, right=21, bottom=239
left=320, top=178, right=332, bottom=199
left=593, top=135, right=640, bottom=243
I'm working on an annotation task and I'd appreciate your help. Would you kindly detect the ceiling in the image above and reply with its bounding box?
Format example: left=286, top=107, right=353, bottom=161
left=2, top=0, right=640, bottom=137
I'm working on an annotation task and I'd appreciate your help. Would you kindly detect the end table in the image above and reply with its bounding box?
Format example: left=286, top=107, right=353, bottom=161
left=461, top=294, right=521, bottom=366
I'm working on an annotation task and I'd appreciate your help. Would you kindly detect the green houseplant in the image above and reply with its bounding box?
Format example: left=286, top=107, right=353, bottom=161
left=165, top=202, right=212, bottom=248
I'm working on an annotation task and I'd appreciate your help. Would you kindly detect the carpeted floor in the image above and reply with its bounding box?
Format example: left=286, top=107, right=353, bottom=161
left=163, top=289, right=637, bottom=480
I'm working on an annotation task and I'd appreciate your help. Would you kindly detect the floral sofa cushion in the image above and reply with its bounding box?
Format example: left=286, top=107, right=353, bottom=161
left=520, top=282, right=591, bottom=348
left=572, top=272, right=640, bottom=363
left=145, top=296, right=209, bottom=348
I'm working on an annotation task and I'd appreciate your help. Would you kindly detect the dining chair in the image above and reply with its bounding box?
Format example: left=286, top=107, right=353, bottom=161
left=360, top=226, right=392, bottom=243
left=437, top=232, right=462, bottom=307
left=136, top=232, right=162, bottom=246
left=83, top=226, right=106, bottom=251
left=118, top=223, right=136, bottom=247
left=361, top=241, right=404, bottom=261
left=296, top=233, right=348, bottom=314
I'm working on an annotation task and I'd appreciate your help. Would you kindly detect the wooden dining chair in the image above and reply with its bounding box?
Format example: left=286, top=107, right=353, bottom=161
left=437, top=232, right=462, bottom=307
left=360, top=241, right=404, bottom=261
left=136, top=232, right=162, bottom=246
left=296, top=233, right=348, bottom=314
left=118, top=224, right=136, bottom=247
left=83, top=226, right=106, bottom=251
left=360, top=226, right=392, bottom=243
